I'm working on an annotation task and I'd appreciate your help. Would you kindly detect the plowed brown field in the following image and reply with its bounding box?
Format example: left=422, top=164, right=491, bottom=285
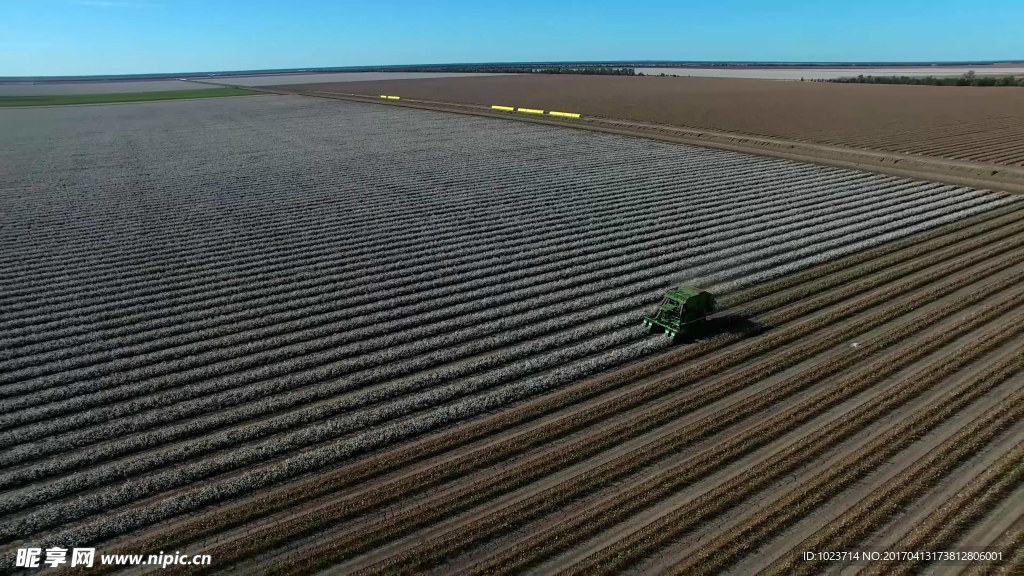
left=286, top=75, right=1024, bottom=166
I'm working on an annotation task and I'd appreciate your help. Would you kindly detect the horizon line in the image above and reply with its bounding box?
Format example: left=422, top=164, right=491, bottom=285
left=3, top=59, right=1023, bottom=82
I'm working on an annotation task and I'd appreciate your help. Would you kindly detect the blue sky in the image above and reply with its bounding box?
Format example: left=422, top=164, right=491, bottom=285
left=2, top=0, right=1023, bottom=76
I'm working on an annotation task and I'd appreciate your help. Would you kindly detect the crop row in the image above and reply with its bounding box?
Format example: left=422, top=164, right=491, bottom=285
left=0, top=302, right=650, bottom=468
left=924, top=136, right=1024, bottom=160
left=963, top=514, right=1024, bottom=575
left=829, top=124, right=1024, bottom=165
left=557, top=313, right=1024, bottom=576
left=875, top=126, right=1019, bottom=153
left=2, top=189, right=1000, bottom=434
left=767, top=395, right=1024, bottom=576
left=836, top=117, right=1008, bottom=149
left=0, top=174, right=831, bottom=381
left=0, top=157, right=769, bottom=320
left=1, top=122, right=723, bottom=278
left=0, top=314, right=648, bottom=496
left=208, top=239, right=1024, bottom=574
left=727, top=231, right=1024, bottom=322
left=36, top=204, right=1024, bottom=561
left=0, top=171, right=904, bottom=375
left=0, top=175, right=956, bottom=377
left=0, top=119, right=772, bottom=277
left=0, top=161, right=780, bottom=331
left=0, top=330, right=666, bottom=540
left=6, top=192, right=1007, bottom=385
left=1, top=175, right=927, bottom=388
left=2, top=172, right=888, bottom=401
left=1, top=291, right=659, bottom=461
left=2, top=187, right=999, bottom=350
left=908, top=137, right=1024, bottom=164
left=9, top=170, right=774, bottom=330
left=808, top=121, right=1024, bottom=166
left=668, top=332, right=1024, bottom=575
left=699, top=196, right=1007, bottom=293
left=878, top=438, right=1024, bottom=576
left=0, top=165, right=773, bottom=336
left=0, top=147, right=811, bottom=318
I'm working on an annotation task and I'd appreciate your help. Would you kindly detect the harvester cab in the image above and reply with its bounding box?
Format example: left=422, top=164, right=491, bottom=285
left=642, top=286, right=716, bottom=338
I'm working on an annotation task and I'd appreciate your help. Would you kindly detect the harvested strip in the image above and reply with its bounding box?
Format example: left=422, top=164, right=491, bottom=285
left=764, top=406, right=1024, bottom=575
left=667, top=341, right=1024, bottom=575
left=864, top=441, right=1024, bottom=575
left=961, top=513, right=1024, bottom=575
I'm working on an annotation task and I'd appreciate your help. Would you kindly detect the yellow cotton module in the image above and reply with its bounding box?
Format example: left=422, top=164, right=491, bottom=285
left=491, top=105, right=515, bottom=111
left=549, top=111, right=581, bottom=119
left=387, top=96, right=400, bottom=100
left=517, top=108, right=544, bottom=115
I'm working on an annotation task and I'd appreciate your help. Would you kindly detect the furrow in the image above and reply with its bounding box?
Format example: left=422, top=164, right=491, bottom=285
left=667, top=337, right=1024, bottom=575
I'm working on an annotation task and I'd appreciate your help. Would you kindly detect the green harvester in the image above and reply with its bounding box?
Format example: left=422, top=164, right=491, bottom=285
left=643, top=286, right=717, bottom=338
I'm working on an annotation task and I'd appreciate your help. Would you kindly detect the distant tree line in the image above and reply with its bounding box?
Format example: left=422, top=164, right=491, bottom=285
left=331, top=64, right=635, bottom=75
left=433, top=66, right=635, bottom=75
left=536, top=66, right=636, bottom=75
left=826, top=71, right=1024, bottom=87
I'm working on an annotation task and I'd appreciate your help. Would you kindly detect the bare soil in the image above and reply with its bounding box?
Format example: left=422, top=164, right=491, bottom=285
left=254, top=78, right=1024, bottom=195
left=280, top=74, right=1024, bottom=167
